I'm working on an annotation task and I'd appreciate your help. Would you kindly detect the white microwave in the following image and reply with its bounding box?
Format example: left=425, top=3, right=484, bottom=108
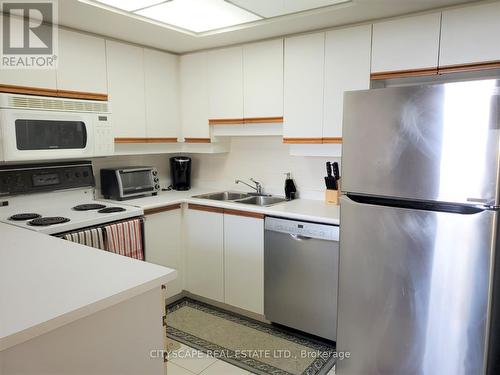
left=0, top=93, right=114, bottom=162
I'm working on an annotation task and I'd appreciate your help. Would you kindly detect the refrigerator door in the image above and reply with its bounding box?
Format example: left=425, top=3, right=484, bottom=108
left=342, top=79, right=500, bottom=206
left=337, top=195, right=496, bottom=375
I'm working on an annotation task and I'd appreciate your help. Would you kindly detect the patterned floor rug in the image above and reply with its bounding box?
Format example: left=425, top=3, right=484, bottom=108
left=166, top=297, right=336, bottom=375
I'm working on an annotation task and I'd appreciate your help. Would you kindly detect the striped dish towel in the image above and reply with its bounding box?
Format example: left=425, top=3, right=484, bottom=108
left=104, top=219, right=144, bottom=260
left=63, top=228, right=106, bottom=250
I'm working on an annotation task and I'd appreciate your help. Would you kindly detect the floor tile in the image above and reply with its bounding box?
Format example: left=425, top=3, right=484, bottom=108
left=167, top=362, right=196, bottom=375
left=327, top=365, right=336, bottom=375
left=168, top=342, right=217, bottom=374
left=200, top=360, right=249, bottom=375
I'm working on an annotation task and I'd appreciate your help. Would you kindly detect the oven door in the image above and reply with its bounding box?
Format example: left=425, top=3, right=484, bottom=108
left=0, top=109, right=94, bottom=162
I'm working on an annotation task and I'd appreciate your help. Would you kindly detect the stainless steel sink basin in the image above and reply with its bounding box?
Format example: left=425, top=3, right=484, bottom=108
left=193, top=191, right=251, bottom=201
left=237, top=196, right=288, bottom=207
left=192, top=191, right=287, bottom=207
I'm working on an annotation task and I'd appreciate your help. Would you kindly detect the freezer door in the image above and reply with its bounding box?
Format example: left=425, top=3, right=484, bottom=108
left=337, top=196, right=496, bottom=375
left=342, top=79, right=500, bottom=206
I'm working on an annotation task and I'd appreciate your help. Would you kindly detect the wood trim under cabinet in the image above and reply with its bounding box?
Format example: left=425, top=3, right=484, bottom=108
left=56, top=89, right=108, bottom=101
left=114, top=137, right=178, bottom=144
left=438, top=60, right=500, bottom=74
left=0, top=84, right=108, bottom=101
left=243, top=117, right=284, bottom=124
left=144, top=204, right=181, bottom=216
left=184, top=138, right=211, bottom=143
left=187, top=203, right=224, bottom=214
left=283, top=138, right=323, bottom=144
left=370, top=67, right=438, bottom=80
left=146, top=138, right=178, bottom=143
left=322, top=137, right=343, bottom=144
left=223, top=208, right=265, bottom=219
left=209, top=118, right=245, bottom=125
left=209, top=117, right=284, bottom=125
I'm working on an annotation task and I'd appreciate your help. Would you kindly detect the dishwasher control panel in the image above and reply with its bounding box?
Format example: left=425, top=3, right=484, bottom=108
left=265, top=217, right=339, bottom=241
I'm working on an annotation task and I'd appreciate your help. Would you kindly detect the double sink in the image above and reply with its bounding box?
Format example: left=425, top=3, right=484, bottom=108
left=192, top=191, right=287, bottom=207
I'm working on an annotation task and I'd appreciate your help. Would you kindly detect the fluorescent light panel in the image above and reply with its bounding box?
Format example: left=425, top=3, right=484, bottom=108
left=228, top=0, right=352, bottom=18
left=93, top=0, right=166, bottom=12
left=89, top=0, right=262, bottom=33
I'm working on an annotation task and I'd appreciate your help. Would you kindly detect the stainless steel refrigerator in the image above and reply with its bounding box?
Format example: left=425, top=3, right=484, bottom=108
left=338, top=79, right=500, bottom=374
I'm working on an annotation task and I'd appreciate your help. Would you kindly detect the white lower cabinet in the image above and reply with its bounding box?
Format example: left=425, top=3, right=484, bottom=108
left=224, top=213, right=264, bottom=315
left=144, top=206, right=183, bottom=299
left=185, top=206, right=224, bottom=302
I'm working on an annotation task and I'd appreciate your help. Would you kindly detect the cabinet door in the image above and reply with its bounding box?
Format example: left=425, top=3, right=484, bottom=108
left=323, top=25, right=371, bottom=139
left=440, top=2, right=500, bottom=67
left=371, top=13, right=441, bottom=73
left=57, top=29, right=107, bottom=94
left=106, top=40, right=146, bottom=138
left=185, top=207, right=224, bottom=302
left=180, top=52, right=210, bottom=139
left=144, top=48, right=179, bottom=139
left=284, top=32, right=325, bottom=139
left=243, top=39, right=283, bottom=118
left=0, top=16, right=56, bottom=89
left=224, top=213, right=264, bottom=314
left=207, top=46, right=243, bottom=120
left=145, top=207, right=183, bottom=299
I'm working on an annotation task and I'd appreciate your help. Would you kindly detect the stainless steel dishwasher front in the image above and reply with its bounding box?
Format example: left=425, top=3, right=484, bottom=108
left=264, top=216, right=339, bottom=341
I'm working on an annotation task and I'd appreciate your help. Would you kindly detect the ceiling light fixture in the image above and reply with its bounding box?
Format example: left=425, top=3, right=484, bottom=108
left=92, top=0, right=166, bottom=12
left=82, top=0, right=261, bottom=33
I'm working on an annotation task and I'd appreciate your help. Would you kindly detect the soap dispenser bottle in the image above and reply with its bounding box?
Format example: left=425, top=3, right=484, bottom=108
left=284, top=172, right=297, bottom=200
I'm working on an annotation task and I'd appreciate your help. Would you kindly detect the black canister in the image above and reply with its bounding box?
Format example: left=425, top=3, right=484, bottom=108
left=170, top=156, right=191, bottom=191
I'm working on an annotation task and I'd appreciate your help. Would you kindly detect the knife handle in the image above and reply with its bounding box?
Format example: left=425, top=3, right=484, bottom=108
left=332, top=162, right=340, bottom=180
left=326, top=162, right=332, bottom=177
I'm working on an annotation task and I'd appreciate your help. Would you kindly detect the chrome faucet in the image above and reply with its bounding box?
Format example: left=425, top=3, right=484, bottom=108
left=235, top=178, right=263, bottom=195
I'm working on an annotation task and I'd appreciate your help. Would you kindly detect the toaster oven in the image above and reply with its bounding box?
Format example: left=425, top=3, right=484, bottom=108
left=100, top=167, right=160, bottom=200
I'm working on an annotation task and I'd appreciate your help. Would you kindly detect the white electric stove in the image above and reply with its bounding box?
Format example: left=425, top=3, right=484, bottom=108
left=0, top=162, right=143, bottom=235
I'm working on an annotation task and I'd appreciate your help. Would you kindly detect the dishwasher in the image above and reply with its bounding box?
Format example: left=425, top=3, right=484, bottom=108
left=264, top=216, right=339, bottom=341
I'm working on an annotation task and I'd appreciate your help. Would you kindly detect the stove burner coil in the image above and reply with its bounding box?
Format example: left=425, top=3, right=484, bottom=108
left=9, top=213, right=41, bottom=221
left=28, top=217, right=71, bottom=226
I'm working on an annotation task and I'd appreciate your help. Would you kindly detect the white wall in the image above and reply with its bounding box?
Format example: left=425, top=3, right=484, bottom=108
left=93, top=137, right=340, bottom=200
left=188, top=137, right=339, bottom=200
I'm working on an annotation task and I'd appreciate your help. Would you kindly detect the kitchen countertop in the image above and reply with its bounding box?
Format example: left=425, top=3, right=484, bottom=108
left=100, top=188, right=340, bottom=225
left=0, top=223, right=177, bottom=351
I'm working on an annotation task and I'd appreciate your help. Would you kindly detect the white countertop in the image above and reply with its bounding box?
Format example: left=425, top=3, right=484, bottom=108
left=0, top=224, right=177, bottom=351
left=100, top=188, right=340, bottom=225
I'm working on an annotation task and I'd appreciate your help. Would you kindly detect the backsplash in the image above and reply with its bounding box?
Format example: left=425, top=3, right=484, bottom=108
left=92, top=136, right=341, bottom=200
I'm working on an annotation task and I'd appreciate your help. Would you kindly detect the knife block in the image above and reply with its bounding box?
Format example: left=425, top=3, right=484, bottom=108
left=325, top=189, right=340, bottom=205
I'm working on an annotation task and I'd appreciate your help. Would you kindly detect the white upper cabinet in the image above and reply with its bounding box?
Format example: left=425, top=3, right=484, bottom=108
left=0, top=67, right=57, bottom=90
left=323, top=25, right=371, bottom=139
left=57, top=30, right=107, bottom=94
left=180, top=52, right=210, bottom=139
left=371, top=13, right=441, bottom=73
left=243, top=39, right=284, bottom=118
left=207, top=46, right=244, bottom=120
left=0, top=15, right=56, bottom=89
left=440, top=2, right=500, bottom=67
left=284, top=32, right=325, bottom=139
left=144, top=48, right=179, bottom=139
left=106, top=40, right=146, bottom=138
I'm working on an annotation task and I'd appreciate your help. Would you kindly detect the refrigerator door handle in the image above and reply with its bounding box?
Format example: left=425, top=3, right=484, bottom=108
left=345, top=194, right=487, bottom=214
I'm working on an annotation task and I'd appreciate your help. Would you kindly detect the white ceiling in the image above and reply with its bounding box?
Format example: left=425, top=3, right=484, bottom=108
left=59, top=0, right=482, bottom=54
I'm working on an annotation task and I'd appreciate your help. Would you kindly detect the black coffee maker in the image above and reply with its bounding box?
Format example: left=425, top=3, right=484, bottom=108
left=170, top=156, right=191, bottom=191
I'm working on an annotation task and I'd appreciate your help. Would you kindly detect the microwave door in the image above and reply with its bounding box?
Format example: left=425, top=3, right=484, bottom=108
left=1, top=109, right=94, bottom=162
